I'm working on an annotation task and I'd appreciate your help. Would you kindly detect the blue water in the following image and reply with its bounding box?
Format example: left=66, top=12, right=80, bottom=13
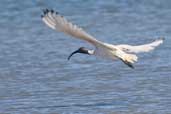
left=0, top=0, right=171, bottom=114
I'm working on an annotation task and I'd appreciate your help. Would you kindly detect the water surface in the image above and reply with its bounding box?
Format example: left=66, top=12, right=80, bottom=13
left=0, top=0, right=171, bottom=114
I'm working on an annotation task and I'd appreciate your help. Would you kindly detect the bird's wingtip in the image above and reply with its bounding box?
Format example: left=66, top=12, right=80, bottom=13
left=42, top=8, right=59, bottom=16
left=153, top=37, right=165, bottom=44
left=158, top=37, right=165, bottom=41
left=41, top=15, right=44, bottom=18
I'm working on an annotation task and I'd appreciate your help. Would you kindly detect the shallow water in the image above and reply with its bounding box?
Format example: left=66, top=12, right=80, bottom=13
left=0, top=0, right=171, bottom=114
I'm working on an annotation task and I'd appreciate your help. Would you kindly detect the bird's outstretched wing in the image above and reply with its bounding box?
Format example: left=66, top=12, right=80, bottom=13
left=41, top=9, right=102, bottom=45
left=117, top=38, right=164, bottom=53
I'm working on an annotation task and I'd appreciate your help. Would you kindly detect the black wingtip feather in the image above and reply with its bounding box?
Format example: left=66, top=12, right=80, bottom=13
left=51, top=9, right=54, bottom=13
left=42, top=9, right=60, bottom=17
left=45, top=9, right=49, bottom=13
left=42, top=8, right=51, bottom=16
left=43, top=9, right=46, bottom=14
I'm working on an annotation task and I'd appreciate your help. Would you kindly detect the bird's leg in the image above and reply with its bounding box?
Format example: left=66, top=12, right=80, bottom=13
left=120, top=59, right=134, bottom=69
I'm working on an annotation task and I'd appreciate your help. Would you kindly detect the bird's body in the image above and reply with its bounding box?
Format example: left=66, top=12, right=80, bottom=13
left=41, top=9, right=163, bottom=68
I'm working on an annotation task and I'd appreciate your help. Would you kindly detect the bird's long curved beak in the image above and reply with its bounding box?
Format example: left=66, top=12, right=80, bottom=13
left=67, top=50, right=79, bottom=60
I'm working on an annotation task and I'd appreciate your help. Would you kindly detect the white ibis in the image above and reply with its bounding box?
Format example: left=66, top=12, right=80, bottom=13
left=41, top=9, right=164, bottom=68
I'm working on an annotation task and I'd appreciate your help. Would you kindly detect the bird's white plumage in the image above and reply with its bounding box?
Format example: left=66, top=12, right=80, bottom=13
left=42, top=10, right=102, bottom=45
left=41, top=9, right=164, bottom=68
left=117, top=38, right=164, bottom=53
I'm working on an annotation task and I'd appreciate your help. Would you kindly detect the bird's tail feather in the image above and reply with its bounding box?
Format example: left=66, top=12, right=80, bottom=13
left=123, top=53, right=138, bottom=63
left=121, top=53, right=138, bottom=68
left=117, top=50, right=138, bottom=68
left=116, top=49, right=138, bottom=63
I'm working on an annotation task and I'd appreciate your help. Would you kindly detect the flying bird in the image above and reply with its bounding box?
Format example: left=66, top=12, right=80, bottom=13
left=41, top=9, right=164, bottom=68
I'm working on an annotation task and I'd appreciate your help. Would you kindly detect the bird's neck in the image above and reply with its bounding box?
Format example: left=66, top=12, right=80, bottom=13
left=88, top=50, right=95, bottom=55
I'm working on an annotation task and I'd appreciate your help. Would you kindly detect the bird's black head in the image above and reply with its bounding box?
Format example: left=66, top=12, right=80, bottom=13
left=68, top=47, right=92, bottom=60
